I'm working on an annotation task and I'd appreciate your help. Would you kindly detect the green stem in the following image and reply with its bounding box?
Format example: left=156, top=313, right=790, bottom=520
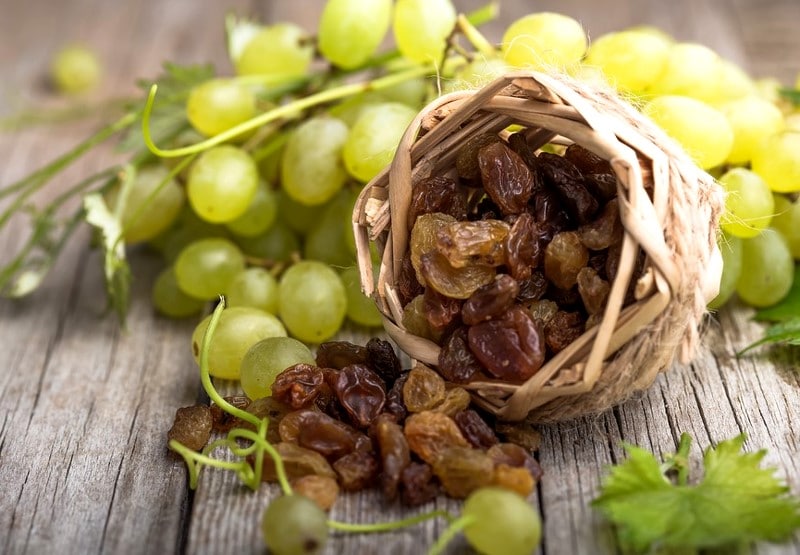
left=143, top=66, right=433, bottom=158
left=328, top=509, right=454, bottom=534
left=427, top=514, right=476, bottom=555
left=0, top=97, right=131, bottom=132
left=457, top=14, right=497, bottom=58
left=170, top=439, right=247, bottom=489
left=228, top=425, right=293, bottom=496
left=675, top=433, right=693, bottom=486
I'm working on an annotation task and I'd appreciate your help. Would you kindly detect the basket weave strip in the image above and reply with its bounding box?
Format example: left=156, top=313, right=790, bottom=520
left=354, top=71, right=723, bottom=422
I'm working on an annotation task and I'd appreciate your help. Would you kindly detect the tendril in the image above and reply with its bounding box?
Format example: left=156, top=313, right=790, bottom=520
left=427, top=514, right=476, bottom=555
left=328, top=509, right=455, bottom=534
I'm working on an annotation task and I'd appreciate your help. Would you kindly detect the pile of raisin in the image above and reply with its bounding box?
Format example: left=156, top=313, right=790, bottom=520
left=400, top=136, right=640, bottom=384
left=168, top=339, right=542, bottom=509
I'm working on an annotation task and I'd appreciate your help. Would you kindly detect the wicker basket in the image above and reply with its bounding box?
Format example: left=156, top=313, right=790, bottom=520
left=352, top=71, right=724, bottom=422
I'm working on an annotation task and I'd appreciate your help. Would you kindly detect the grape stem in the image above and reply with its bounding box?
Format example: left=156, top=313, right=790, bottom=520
left=328, top=509, right=455, bottom=534
left=427, top=514, right=476, bottom=555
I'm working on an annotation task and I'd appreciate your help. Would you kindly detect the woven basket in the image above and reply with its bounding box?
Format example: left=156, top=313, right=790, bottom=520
left=352, top=71, right=724, bottom=422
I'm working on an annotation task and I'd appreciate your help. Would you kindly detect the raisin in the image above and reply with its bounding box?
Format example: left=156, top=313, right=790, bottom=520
left=410, top=212, right=457, bottom=283
left=564, top=143, right=613, bottom=175
left=492, top=464, right=536, bottom=497
left=478, top=141, right=535, bottom=215
left=245, top=396, right=292, bottom=443
left=584, top=173, right=618, bottom=202
left=438, top=327, right=482, bottom=383
left=210, top=396, right=249, bottom=433
left=332, top=364, right=386, bottom=428
left=462, top=274, right=520, bottom=325
left=547, top=283, right=582, bottom=310
left=422, top=288, right=462, bottom=336
left=333, top=451, right=379, bottom=491
left=384, top=372, right=410, bottom=423
left=538, top=151, right=599, bottom=224
left=544, top=231, right=589, bottom=290
left=487, top=442, right=544, bottom=482
left=431, top=387, right=472, bottom=417
left=420, top=250, right=496, bottom=299
left=271, top=363, right=325, bottom=410
left=404, top=411, right=469, bottom=464
left=505, top=212, right=542, bottom=281
left=507, top=131, right=542, bottom=173
left=403, top=364, right=446, bottom=412
left=168, top=405, right=212, bottom=452
left=468, top=306, right=545, bottom=382
left=577, top=267, right=611, bottom=315
left=473, top=195, right=502, bottom=221
left=436, top=219, right=510, bottom=268
left=431, top=446, right=495, bottom=498
left=372, top=413, right=410, bottom=499
left=397, top=252, right=424, bottom=306
left=532, top=187, right=572, bottom=237
left=402, top=295, right=440, bottom=342
left=365, top=338, right=402, bottom=387
left=407, top=176, right=468, bottom=229
left=495, top=421, right=542, bottom=453
left=292, top=475, right=339, bottom=511
left=262, top=442, right=336, bottom=481
left=516, top=271, right=548, bottom=303
left=456, top=133, right=502, bottom=181
left=544, top=310, right=586, bottom=353
left=454, top=409, right=499, bottom=450
left=578, top=199, right=623, bottom=251
left=296, top=411, right=370, bottom=460
left=316, top=341, right=368, bottom=370
left=527, top=299, right=559, bottom=325
left=588, top=250, right=609, bottom=277
left=400, top=462, right=440, bottom=506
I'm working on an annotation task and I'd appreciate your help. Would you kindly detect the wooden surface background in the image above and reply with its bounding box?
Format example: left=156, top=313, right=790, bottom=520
left=1, top=0, right=799, bottom=553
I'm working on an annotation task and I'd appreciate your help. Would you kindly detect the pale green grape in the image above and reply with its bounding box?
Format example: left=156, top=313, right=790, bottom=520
left=647, top=42, right=721, bottom=102
left=445, top=58, right=509, bottom=93
left=279, top=261, right=347, bottom=343
left=50, top=44, right=101, bottom=94
left=462, top=488, right=541, bottom=555
left=227, top=267, right=279, bottom=313
left=157, top=207, right=230, bottom=263
left=718, top=168, right=774, bottom=239
left=318, top=0, right=392, bottom=69
left=304, top=189, right=357, bottom=267
left=342, top=102, right=417, bottom=182
left=187, top=145, right=258, bottom=223
left=240, top=337, right=316, bottom=400
left=393, top=0, right=456, bottom=64
left=235, top=23, right=313, bottom=77
left=712, top=60, right=756, bottom=103
left=174, top=238, right=245, bottom=299
left=378, top=74, right=429, bottom=108
left=501, top=12, right=587, bottom=70
left=583, top=30, right=671, bottom=93
left=328, top=92, right=387, bottom=128
left=152, top=267, right=205, bottom=318
left=191, top=307, right=286, bottom=380
left=226, top=183, right=278, bottom=237
left=736, top=228, right=794, bottom=307
left=771, top=195, right=800, bottom=259
left=341, top=266, right=382, bottom=327
left=281, top=117, right=349, bottom=205
left=751, top=131, right=800, bottom=193
left=262, top=495, right=328, bottom=555
left=186, top=79, right=256, bottom=138
left=707, top=235, right=742, bottom=309
left=643, top=95, right=733, bottom=169
left=106, top=165, right=184, bottom=244
left=277, top=190, right=327, bottom=236
left=785, top=112, right=800, bottom=133
left=236, top=220, right=301, bottom=263
left=719, top=96, right=784, bottom=164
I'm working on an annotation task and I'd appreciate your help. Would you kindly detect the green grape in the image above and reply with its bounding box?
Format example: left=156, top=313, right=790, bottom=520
left=262, top=495, right=328, bottom=555
left=462, top=488, right=541, bottom=555
left=647, top=42, right=721, bottom=102
left=281, top=117, right=349, bottom=205
left=174, top=238, right=245, bottom=300
left=186, top=79, right=256, bottom=138
left=736, top=228, right=794, bottom=308
left=751, top=131, right=800, bottom=193
left=240, top=337, right=316, bottom=400
left=785, top=112, right=800, bottom=133
left=277, top=189, right=327, bottom=236
left=236, top=220, right=301, bottom=263
left=235, top=23, right=313, bottom=77
left=393, top=0, right=456, bottom=64
left=157, top=207, right=230, bottom=263
left=105, top=165, right=184, bottom=244
left=771, top=194, right=800, bottom=259
left=501, top=12, right=587, bottom=70
left=643, top=95, right=733, bottom=170
left=328, top=92, right=387, bottom=128
left=342, top=102, right=417, bottom=182
left=719, top=96, right=784, bottom=164
left=151, top=266, right=205, bottom=318
left=445, top=58, right=509, bottom=93
left=191, top=307, right=286, bottom=380
left=304, top=189, right=357, bottom=268
left=583, top=29, right=671, bottom=93
left=226, top=183, right=278, bottom=237
left=712, top=60, right=756, bottom=102
left=340, top=266, right=382, bottom=327
left=227, top=267, right=279, bottom=313
left=318, top=0, right=392, bottom=69
left=50, top=44, right=101, bottom=94
left=718, top=168, right=774, bottom=239
left=279, top=261, right=347, bottom=343
left=378, top=73, right=429, bottom=108
left=707, top=235, right=742, bottom=309
left=187, top=145, right=258, bottom=223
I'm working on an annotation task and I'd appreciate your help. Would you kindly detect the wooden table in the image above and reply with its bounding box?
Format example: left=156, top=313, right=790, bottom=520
left=1, top=1, right=799, bottom=553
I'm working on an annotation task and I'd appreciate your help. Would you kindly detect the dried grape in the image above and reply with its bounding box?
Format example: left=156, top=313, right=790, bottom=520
left=544, top=310, right=585, bottom=353
left=538, top=152, right=599, bottom=224
left=457, top=133, right=502, bottom=181
left=454, top=409, right=499, bottom=450
left=407, top=176, right=467, bottom=228
left=331, top=364, right=386, bottom=428
left=478, top=141, right=535, bottom=215
left=462, top=274, right=520, bottom=325
left=431, top=446, right=495, bottom=498
left=577, top=199, right=622, bottom=250
left=492, top=463, right=536, bottom=497
left=577, top=267, right=610, bottom=315
left=262, top=442, right=336, bottom=481
left=467, top=307, right=545, bottom=381
left=505, top=213, right=542, bottom=281
left=400, top=462, right=440, bottom=506
left=271, top=363, right=325, bottom=409
left=431, top=387, right=472, bottom=417
left=438, top=327, right=483, bottom=383
left=544, top=232, right=589, bottom=290
left=372, top=413, right=410, bottom=499
left=436, top=219, right=510, bottom=268
left=410, top=212, right=457, bottom=283
left=365, top=338, right=402, bottom=386
left=402, top=364, right=446, bottom=412
left=292, top=475, right=339, bottom=511
left=420, top=250, right=495, bottom=299
left=333, top=451, right=379, bottom=491
left=168, top=405, right=212, bottom=451
left=404, top=411, right=469, bottom=464
left=316, top=341, right=368, bottom=370
left=564, top=143, right=613, bottom=175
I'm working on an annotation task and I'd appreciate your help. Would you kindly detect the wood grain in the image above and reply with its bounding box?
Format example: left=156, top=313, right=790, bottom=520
left=1, top=1, right=799, bottom=554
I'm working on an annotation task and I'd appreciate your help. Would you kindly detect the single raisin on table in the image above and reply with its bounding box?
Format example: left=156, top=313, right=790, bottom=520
left=404, top=411, right=469, bottom=464
left=438, top=326, right=483, bottom=383
left=462, top=274, right=520, bottom=325
left=492, top=463, right=536, bottom=497
left=407, top=176, right=468, bottom=229
left=403, top=364, right=446, bottom=413
left=332, top=364, right=386, bottom=428
left=316, top=341, right=368, bottom=370
left=454, top=409, right=499, bottom=450
left=436, top=219, right=510, bottom=268
left=271, top=363, right=325, bottom=410
left=478, top=141, right=535, bottom=215
left=292, top=475, right=339, bottom=511
left=400, top=462, right=440, bottom=506
left=333, top=451, right=380, bottom=491
left=365, top=338, right=402, bottom=387
left=544, top=231, right=589, bottom=290
left=372, top=413, right=410, bottom=499
left=168, top=405, right=212, bottom=452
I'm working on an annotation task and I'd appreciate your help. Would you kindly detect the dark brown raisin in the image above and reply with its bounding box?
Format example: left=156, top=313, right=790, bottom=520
left=578, top=199, right=623, bottom=251
left=372, top=413, right=410, bottom=499
left=400, top=462, right=440, bottom=506
left=584, top=173, right=618, bottom=202
left=365, top=338, right=402, bottom=387
left=564, top=143, right=613, bottom=175
left=508, top=131, right=543, bottom=173
left=478, top=141, right=535, bottom=215
left=332, top=364, right=386, bottom=428
left=333, top=451, right=379, bottom=491
left=397, top=252, right=424, bottom=306
left=538, top=152, right=599, bottom=224
left=505, top=212, right=542, bottom=281
left=436, top=219, right=510, bottom=268
left=462, top=274, right=520, bottom=325
left=210, top=396, right=249, bottom=433
left=384, top=372, right=410, bottom=423
left=544, top=231, right=589, bottom=290
left=408, top=176, right=468, bottom=229
left=403, top=364, right=446, bottom=412
left=544, top=310, right=586, bottom=353
left=271, top=363, right=325, bottom=410
left=168, top=405, right=212, bottom=452
left=438, top=327, right=482, bottom=383
left=473, top=195, right=502, bottom=221
left=454, top=409, right=499, bottom=450
left=456, top=133, right=502, bottom=181
left=423, top=288, right=463, bottom=336
left=516, top=271, right=548, bottom=303
left=532, top=187, right=571, bottom=237
left=316, top=341, right=368, bottom=370
left=295, top=411, right=370, bottom=460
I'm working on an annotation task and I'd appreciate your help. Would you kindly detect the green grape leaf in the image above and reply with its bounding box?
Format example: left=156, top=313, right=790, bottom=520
left=83, top=189, right=131, bottom=324
left=779, top=88, right=800, bottom=106
left=738, top=318, right=800, bottom=356
left=593, top=433, right=800, bottom=553
left=754, top=264, right=800, bottom=322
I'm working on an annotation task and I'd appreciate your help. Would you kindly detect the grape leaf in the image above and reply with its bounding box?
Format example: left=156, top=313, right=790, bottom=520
left=593, top=433, right=800, bottom=553
left=754, top=264, right=800, bottom=322
left=738, top=318, right=800, bottom=356
left=779, top=88, right=800, bottom=106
